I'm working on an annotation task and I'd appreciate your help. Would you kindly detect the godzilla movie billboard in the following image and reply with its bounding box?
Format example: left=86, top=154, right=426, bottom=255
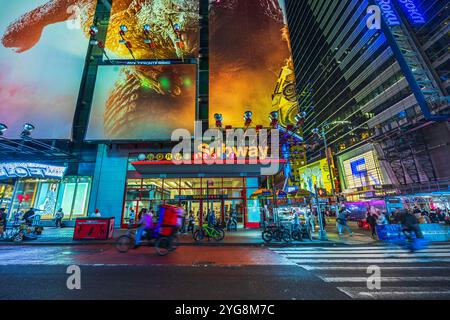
left=85, top=64, right=196, bottom=141
left=209, top=0, right=293, bottom=128
left=0, top=0, right=95, bottom=139
left=103, top=0, right=199, bottom=60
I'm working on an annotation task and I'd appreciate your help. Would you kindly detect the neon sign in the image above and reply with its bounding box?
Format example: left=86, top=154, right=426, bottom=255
left=0, top=162, right=67, bottom=180
left=376, top=0, right=401, bottom=26
left=397, top=0, right=426, bottom=25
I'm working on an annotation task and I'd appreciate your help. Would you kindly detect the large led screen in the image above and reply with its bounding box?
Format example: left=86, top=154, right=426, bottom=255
left=104, top=0, right=199, bottom=60
left=209, top=0, right=292, bottom=127
left=85, top=64, right=196, bottom=141
left=0, top=1, right=95, bottom=139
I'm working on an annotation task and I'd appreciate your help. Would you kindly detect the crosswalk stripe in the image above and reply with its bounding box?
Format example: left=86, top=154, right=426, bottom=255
left=272, top=249, right=450, bottom=254
left=276, top=253, right=450, bottom=258
left=297, top=265, right=450, bottom=270
left=320, top=276, right=450, bottom=282
left=270, top=245, right=450, bottom=251
left=286, top=258, right=450, bottom=263
left=337, top=287, right=450, bottom=299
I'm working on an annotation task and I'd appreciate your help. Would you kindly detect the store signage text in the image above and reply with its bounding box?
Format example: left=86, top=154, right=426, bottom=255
left=375, top=0, right=401, bottom=27
left=397, top=0, right=426, bottom=25
left=0, top=162, right=67, bottom=180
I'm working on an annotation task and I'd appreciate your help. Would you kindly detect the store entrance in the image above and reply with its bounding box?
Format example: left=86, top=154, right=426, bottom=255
left=202, top=200, right=224, bottom=225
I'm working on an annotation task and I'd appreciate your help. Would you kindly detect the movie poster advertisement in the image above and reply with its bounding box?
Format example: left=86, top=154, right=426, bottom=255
left=0, top=0, right=95, bottom=139
left=209, top=0, right=292, bottom=128
left=104, top=0, right=199, bottom=60
left=85, top=64, right=196, bottom=141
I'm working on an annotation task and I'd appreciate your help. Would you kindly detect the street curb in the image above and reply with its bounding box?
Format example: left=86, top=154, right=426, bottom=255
left=0, top=240, right=406, bottom=247
left=0, top=240, right=349, bottom=247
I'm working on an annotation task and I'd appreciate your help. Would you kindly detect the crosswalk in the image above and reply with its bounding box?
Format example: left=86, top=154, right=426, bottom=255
left=270, top=244, right=450, bottom=299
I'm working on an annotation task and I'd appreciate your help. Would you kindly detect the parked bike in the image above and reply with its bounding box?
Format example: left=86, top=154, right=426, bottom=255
left=193, top=224, right=225, bottom=242
left=262, top=223, right=291, bottom=243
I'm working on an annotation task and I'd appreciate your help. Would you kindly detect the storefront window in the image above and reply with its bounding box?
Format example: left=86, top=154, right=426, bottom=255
left=7, top=176, right=91, bottom=220
left=0, top=180, right=15, bottom=212
left=56, top=177, right=92, bottom=220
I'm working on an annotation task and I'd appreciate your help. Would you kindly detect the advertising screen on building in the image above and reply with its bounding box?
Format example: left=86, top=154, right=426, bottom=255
left=104, top=0, right=199, bottom=60
left=342, top=151, right=384, bottom=189
left=298, top=158, right=333, bottom=194
left=0, top=1, right=94, bottom=139
left=209, top=0, right=292, bottom=127
left=85, top=64, right=196, bottom=141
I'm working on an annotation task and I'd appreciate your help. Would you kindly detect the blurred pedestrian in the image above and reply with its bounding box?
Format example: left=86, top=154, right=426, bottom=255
left=366, top=212, right=377, bottom=239
left=54, top=208, right=64, bottom=228
left=337, top=207, right=353, bottom=236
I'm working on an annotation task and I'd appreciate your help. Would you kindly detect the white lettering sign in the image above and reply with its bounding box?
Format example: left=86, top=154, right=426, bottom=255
left=0, top=162, right=67, bottom=179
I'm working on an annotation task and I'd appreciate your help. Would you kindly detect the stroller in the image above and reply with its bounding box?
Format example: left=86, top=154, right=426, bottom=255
left=116, top=205, right=183, bottom=256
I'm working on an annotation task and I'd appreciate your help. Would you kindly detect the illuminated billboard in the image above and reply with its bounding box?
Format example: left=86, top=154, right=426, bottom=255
left=85, top=64, right=196, bottom=141
left=209, top=0, right=292, bottom=127
left=342, top=151, right=385, bottom=189
left=298, top=159, right=333, bottom=194
left=0, top=1, right=95, bottom=139
left=104, top=0, right=199, bottom=60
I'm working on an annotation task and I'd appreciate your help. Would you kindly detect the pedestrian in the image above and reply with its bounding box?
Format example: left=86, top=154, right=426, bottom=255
left=54, top=208, right=64, bottom=228
left=208, top=209, right=216, bottom=227
left=337, top=207, right=353, bottom=236
left=91, top=208, right=102, bottom=218
left=137, top=208, right=146, bottom=222
left=188, top=211, right=195, bottom=233
left=128, top=208, right=136, bottom=229
left=377, top=212, right=389, bottom=225
left=0, top=208, right=7, bottom=235
left=366, top=212, right=377, bottom=239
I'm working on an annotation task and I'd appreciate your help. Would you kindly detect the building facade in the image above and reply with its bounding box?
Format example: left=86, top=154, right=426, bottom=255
left=285, top=0, right=450, bottom=199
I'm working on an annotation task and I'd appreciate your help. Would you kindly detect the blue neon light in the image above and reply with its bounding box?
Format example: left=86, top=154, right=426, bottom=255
left=397, top=0, right=426, bottom=25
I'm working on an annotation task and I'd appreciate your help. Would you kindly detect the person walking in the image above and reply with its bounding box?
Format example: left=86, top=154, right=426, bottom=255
left=128, top=208, right=136, bottom=229
left=366, top=212, right=377, bottom=239
left=187, top=211, right=195, bottom=233
left=337, top=207, right=353, bottom=236
left=91, top=208, right=102, bottom=218
left=0, top=208, right=7, bottom=234
left=54, top=208, right=64, bottom=228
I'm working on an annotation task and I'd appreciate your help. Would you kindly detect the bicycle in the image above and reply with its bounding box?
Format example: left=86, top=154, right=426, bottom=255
left=115, top=228, right=179, bottom=255
left=193, top=224, right=225, bottom=242
left=262, top=223, right=291, bottom=243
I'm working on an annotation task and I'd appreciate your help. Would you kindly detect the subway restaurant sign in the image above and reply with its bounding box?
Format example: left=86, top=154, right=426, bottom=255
left=0, top=162, right=67, bottom=180
left=143, top=144, right=270, bottom=162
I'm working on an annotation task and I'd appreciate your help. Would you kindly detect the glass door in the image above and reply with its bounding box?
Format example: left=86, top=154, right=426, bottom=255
left=202, top=200, right=223, bottom=225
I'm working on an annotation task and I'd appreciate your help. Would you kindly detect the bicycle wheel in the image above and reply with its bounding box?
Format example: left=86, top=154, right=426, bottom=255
left=282, top=231, right=292, bottom=243
left=291, top=230, right=302, bottom=241
left=13, top=231, right=23, bottom=243
left=169, top=235, right=179, bottom=251
left=115, top=235, right=133, bottom=253
left=262, top=230, right=273, bottom=243
left=213, top=228, right=225, bottom=241
left=193, top=229, right=204, bottom=242
left=155, top=237, right=171, bottom=256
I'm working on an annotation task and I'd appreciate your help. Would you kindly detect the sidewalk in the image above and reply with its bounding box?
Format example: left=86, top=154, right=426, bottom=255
left=0, top=221, right=377, bottom=247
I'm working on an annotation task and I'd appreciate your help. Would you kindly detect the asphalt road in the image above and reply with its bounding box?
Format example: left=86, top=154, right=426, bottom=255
left=0, top=244, right=449, bottom=300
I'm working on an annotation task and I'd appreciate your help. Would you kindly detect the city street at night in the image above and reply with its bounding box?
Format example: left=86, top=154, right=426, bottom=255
left=0, top=0, right=449, bottom=307
left=1, top=244, right=450, bottom=300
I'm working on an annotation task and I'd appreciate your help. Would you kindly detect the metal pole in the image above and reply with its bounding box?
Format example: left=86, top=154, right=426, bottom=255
left=323, top=126, right=339, bottom=229
left=315, top=185, right=327, bottom=240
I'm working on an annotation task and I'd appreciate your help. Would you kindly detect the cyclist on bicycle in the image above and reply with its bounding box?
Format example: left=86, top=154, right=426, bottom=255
left=133, top=209, right=153, bottom=249
left=398, top=209, right=424, bottom=240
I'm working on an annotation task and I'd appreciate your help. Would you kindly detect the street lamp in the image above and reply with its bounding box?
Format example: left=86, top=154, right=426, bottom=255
left=0, top=123, right=7, bottom=136
left=21, top=123, right=35, bottom=137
